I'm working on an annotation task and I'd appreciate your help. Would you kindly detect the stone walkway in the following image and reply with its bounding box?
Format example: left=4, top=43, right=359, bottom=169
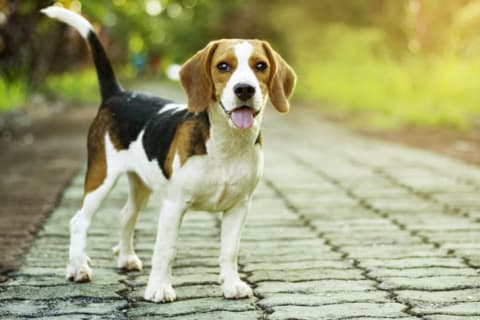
left=1, top=93, right=480, bottom=319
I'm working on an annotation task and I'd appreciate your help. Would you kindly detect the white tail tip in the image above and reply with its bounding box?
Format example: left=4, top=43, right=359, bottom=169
left=41, top=6, right=92, bottom=39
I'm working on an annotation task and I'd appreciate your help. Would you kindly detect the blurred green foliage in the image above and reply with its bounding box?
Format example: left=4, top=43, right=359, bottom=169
left=0, top=78, right=27, bottom=112
left=274, top=0, right=480, bottom=129
left=40, top=69, right=100, bottom=105
left=294, top=25, right=480, bottom=129
left=63, top=0, right=278, bottom=66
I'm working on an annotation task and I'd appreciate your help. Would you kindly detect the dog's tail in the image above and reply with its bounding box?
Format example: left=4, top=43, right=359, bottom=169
left=41, top=6, right=122, bottom=102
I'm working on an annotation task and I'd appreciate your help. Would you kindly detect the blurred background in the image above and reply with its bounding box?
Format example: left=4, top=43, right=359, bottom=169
left=1, top=0, right=480, bottom=161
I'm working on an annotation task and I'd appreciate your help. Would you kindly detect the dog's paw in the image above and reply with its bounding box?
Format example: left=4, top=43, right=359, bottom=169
left=144, top=282, right=176, bottom=303
left=117, top=254, right=143, bottom=271
left=112, top=245, right=143, bottom=271
left=222, top=280, right=253, bottom=299
left=66, top=258, right=92, bottom=282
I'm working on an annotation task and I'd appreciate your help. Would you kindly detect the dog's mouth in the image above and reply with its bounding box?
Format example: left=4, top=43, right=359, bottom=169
left=231, top=106, right=256, bottom=129
left=220, top=102, right=260, bottom=129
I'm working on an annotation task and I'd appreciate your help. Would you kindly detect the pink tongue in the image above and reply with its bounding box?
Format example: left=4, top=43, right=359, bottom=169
left=231, top=107, right=254, bottom=129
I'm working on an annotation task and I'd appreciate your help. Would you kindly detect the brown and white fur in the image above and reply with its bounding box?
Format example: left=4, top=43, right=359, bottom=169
left=42, top=6, right=296, bottom=303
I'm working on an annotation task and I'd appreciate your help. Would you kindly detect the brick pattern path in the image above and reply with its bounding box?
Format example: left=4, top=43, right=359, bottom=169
left=1, top=102, right=480, bottom=319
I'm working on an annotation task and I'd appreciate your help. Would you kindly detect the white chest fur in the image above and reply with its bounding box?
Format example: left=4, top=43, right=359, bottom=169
left=182, top=145, right=263, bottom=212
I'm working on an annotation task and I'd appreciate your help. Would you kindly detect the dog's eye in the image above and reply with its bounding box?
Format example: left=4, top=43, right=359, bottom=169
left=216, top=62, right=231, bottom=72
left=255, top=62, right=268, bottom=71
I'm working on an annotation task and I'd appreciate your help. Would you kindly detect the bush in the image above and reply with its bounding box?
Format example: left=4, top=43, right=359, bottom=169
left=0, top=78, right=28, bottom=112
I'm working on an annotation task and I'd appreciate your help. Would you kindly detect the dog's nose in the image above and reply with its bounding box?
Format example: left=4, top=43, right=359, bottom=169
left=234, top=83, right=255, bottom=101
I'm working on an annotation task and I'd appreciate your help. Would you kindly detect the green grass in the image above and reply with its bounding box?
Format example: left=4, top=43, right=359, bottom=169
left=41, top=69, right=101, bottom=105
left=293, top=24, right=480, bottom=130
left=0, top=78, right=28, bottom=112
left=299, top=57, right=480, bottom=129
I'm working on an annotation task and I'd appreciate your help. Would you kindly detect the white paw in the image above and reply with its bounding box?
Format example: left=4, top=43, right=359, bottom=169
left=66, top=257, right=92, bottom=282
left=223, top=280, right=253, bottom=299
left=144, top=282, right=176, bottom=303
left=117, top=254, right=143, bottom=271
left=112, top=245, right=143, bottom=271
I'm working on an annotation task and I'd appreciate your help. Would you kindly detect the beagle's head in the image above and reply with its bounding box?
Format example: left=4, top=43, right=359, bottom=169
left=180, top=39, right=296, bottom=129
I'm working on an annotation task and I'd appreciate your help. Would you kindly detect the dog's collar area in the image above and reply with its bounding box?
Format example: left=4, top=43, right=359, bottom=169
left=220, top=100, right=261, bottom=117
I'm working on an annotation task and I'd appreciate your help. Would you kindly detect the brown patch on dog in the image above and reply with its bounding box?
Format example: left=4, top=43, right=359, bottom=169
left=262, top=41, right=297, bottom=113
left=82, top=108, right=124, bottom=200
left=248, top=41, right=272, bottom=99
left=83, top=110, right=108, bottom=198
left=163, top=113, right=210, bottom=178
left=210, top=41, right=238, bottom=102
left=180, top=41, right=219, bottom=113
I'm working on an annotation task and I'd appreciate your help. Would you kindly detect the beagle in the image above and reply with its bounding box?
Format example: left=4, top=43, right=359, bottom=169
left=42, top=6, right=296, bottom=303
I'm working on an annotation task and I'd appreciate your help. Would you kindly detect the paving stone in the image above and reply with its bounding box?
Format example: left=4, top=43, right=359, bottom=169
left=423, top=316, right=480, bottom=320
left=360, top=257, right=466, bottom=269
left=367, top=199, right=443, bottom=213
left=0, top=298, right=127, bottom=318
left=323, top=233, right=422, bottom=246
left=396, top=289, right=480, bottom=305
left=249, top=268, right=364, bottom=282
left=258, top=291, right=389, bottom=307
left=342, top=244, right=440, bottom=259
left=389, top=213, right=477, bottom=231
left=128, top=297, right=257, bottom=317
left=130, top=310, right=263, bottom=320
left=412, top=301, right=480, bottom=316
left=379, top=276, right=480, bottom=290
left=242, top=252, right=343, bottom=263
left=268, top=302, right=408, bottom=320
left=241, top=245, right=332, bottom=257
left=300, top=207, right=379, bottom=220
left=243, top=260, right=353, bottom=272
left=256, top=280, right=377, bottom=294
left=420, top=230, right=480, bottom=243
left=367, top=267, right=478, bottom=278
left=7, top=268, right=123, bottom=286
left=1, top=315, right=113, bottom=320
left=0, top=284, right=124, bottom=300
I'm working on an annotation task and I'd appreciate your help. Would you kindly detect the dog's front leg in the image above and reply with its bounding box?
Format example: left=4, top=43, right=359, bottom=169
left=220, top=198, right=253, bottom=299
left=144, top=199, right=186, bottom=303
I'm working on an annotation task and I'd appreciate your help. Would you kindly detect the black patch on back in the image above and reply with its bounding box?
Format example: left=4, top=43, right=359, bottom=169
left=103, top=91, right=172, bottom=147
left=102, top=90, right=209, bottom=179
left=142, top=109, right=188, bottom=176
left=142, top=110, right=210, bottom=179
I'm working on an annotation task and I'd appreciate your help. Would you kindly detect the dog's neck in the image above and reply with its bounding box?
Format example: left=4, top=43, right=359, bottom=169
left=206, top=102, right=263, bottom=158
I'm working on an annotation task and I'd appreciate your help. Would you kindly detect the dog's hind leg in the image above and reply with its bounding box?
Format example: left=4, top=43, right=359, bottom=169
left=112, top=172, right=151, bottom=271
left=67, top=172, right=119, bottom=282
left=67, top=130, right=121, bottom=282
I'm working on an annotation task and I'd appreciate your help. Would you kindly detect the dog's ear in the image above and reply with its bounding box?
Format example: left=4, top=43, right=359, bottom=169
left=180, top=41, right=219, bottom=113
left=262, top=42, right=297, bottom=113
